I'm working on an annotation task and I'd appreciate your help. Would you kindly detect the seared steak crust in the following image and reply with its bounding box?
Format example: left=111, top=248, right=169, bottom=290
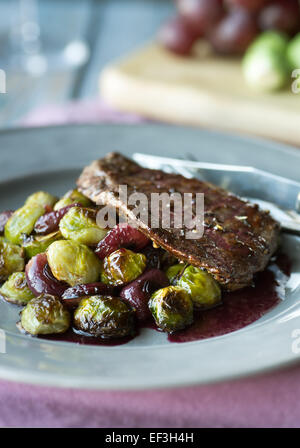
left=77, top=152, right=280, bottom=291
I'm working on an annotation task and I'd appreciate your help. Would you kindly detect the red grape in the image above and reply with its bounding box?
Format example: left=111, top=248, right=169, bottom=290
left=34, top=203, right=81, bottom=235
left=258, top=0, right=300, bottom=35
left=62, top=283, right=115, bottom=309
left=95, top=223, right=149, bottom=260
left=120, top=269, right=169, bottom=322
left=25, top=253, right=68, bottom=297
left=177, top=0, right=224, bottom=35
left=157, top=16, right=197, bottom=55
left=208, top=8, right=259, bottom=54
left=225, top=0, right=268, bottom=13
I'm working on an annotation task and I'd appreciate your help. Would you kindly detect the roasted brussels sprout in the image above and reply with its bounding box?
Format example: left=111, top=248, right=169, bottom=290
left=73, top=295, right=135, bottom=339
left=53, top=189, right=92, bottom=211
left=0, top=272, right=35, bottom=305
left=22, top=231, right=62, bottom=259
left=149, top=286, right=193, bottom=333
left=25, top=191, right=57, bottom=209
left=176, top=265, right=222, bottom=309
left=59, top=207, right=107, bottom=245
left=242, top=31, right=289, bottom=91
left=0, top=237, right=24, bottom=282
left=166, top=263, right=186, bottom=284
left=101, top=248, right=147, bottom=286
left=5, top=191, right=57, bottom=244
left=19, top=294, right=70, bottom=335
left=47, top=240, right=101, bottom=286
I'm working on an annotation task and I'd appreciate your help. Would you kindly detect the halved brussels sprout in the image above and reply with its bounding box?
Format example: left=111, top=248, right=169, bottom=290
left=19, top=294, right=70, bottom=335
left=5, top=191, right=57, bottom=244
left=47, top=240, right=101, bottom=286
left=22, top=231, right=62, bottom=259
left=54, top=189, right=92, bottom=211
left=101, top=248, right=147, bottom=286
left=73, top=295, right=135, bottom=339
left=176, top=265, right=221, bottom=309
left=149, top=286, right=193, bottom=333
left=0, top=272, right=35, bottom=305
left=0, top=237, right=25, bottom=282
left=59, top=207, right=107, bottom=245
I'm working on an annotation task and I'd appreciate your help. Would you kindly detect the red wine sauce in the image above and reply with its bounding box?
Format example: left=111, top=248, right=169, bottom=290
left=40, top=253, right=291, bottom=346
left=168, top=253, right=291, bottom=343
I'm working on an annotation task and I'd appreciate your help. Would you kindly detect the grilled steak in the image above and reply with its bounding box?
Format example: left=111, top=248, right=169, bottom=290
left=77, top=152, right=280, bottom=291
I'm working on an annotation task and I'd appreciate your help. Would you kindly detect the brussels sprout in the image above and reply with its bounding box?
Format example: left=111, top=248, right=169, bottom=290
left=25, top=191, right=57, bottom=209
left=73, top=295, right=135, bottom=339
left=166, top=263, right=186, bottom=284
left=149, top=286, right=193, bottom=333
left=5, top=191, right=57, bottom=244
left=19, top=294, right=70, bottom=335
left=59, top=207, right=107, bottom=246
left=249, top=31, right=289, bottom=54
left=242, top=31, right=289, bottom=92
left=0, top=272, right=35, bottom=305
left=287, top=33, right=300, bottom=69
left=0, top=237, right=24, bottom=282
left=47, top=240, right=101, bottom=286
left=176, top=265, right=221, bottom=309
left=101, top=248, right=147, bottom=286
left=22, top=231, right=62, bottom=259
left=54, top=189, right=92, bottom=211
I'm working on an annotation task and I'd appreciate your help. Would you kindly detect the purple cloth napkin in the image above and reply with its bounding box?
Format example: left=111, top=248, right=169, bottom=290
left=1, top=363, right=300, bottom=428
left=1, top=99, right=299, bottom=428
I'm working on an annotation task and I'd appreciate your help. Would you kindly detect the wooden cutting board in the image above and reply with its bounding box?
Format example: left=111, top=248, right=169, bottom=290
left=100, top=42, right=300, bottom=146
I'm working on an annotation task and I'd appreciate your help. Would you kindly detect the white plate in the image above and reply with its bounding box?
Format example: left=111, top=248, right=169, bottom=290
left=0, top=124, right=299, bottom=389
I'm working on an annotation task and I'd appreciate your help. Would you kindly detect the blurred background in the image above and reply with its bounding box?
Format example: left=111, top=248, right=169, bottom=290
left=0, top=0, right=299, bottom=144
left=0, top=0, right=172, bottom=127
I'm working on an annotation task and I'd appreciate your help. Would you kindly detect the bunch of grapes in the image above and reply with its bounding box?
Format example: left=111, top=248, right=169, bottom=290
left=158, top=0, right=300, bottom=56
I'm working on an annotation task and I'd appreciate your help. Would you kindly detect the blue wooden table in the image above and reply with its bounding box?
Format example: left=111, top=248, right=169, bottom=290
left=0, top=0, right=173, bottom=127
